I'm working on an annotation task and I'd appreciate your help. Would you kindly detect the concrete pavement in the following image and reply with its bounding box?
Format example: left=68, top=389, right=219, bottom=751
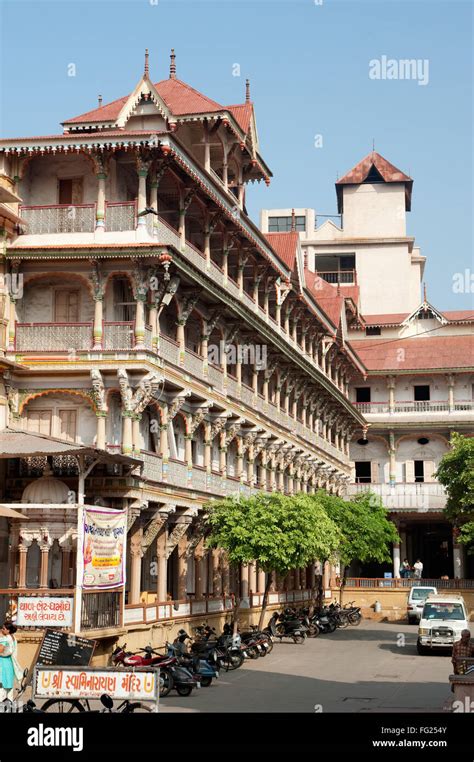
left=159, top=620, right=453, bottom=713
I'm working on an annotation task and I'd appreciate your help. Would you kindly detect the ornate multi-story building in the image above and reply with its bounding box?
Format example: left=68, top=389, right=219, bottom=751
left=0, top=52, right=366, bottom=647
left=262, top=152, right=474, bottom=581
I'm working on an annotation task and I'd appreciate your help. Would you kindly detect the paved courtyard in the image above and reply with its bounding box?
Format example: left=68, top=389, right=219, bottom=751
left=159, top=621, right=453, bottom=713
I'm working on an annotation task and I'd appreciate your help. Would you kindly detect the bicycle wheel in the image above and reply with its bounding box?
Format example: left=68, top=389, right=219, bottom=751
left=42, top=699, right=86, bottom=713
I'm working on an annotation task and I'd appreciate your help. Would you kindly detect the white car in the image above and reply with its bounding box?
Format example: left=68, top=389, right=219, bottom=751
left=417, top=594, right=469, bottom=654
left=407, top=586, right=437, bottom=623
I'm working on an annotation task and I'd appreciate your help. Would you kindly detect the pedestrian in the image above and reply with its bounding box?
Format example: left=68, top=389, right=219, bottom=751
left=413, top=559, right=423, bottom=579
left=0, top=621, right=23, bottom=702
left=451, top=630, right=473, bottom=675
left=401, top=559, right=410, bottom=579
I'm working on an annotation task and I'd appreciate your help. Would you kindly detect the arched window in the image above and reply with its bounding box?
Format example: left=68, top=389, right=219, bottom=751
left=172, top=415, right=186, bottom=462
left=26, top=540, right=40, bottom=588
left=191, top=423, right=205, bottom=468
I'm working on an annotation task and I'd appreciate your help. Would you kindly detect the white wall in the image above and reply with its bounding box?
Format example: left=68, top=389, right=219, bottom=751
left=341, top=183, right=406, bottom=238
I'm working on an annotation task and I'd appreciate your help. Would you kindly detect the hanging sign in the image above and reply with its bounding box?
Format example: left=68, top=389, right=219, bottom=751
left=17, top=597, right=74, bottom=627
left=80, top=507, right=127, bottom=589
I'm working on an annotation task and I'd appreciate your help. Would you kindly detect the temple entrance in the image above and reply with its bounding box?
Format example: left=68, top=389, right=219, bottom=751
left=402, top=521, right=453, bottom=579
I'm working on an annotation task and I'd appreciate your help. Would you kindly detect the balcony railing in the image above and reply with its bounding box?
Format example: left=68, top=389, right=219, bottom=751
left=20, top=204, right=96, bottom=234
left=347, top=482, right=447, bottom=511
left=16, top=322, right=93, bottom=351
left=103, top=322, right=134, bottom=350
left=105, top=201, right=136, bottom=232
left=354, top=400, right=474, bottom=414
left=318, top=270, right=355, bottom=285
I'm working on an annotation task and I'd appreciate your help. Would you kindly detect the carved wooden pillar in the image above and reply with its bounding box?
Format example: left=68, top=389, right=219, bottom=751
left=129, top=523, right=143, bottom=604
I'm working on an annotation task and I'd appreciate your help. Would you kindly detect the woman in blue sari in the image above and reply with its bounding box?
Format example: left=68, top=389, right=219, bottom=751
left=0, top=622, right=22, bottom=702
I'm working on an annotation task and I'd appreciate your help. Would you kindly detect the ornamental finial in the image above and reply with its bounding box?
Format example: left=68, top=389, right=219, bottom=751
left=98, top=94, right=102, bottom=107
left=291, top=208, right=296, bottom=232
left=144, top=49, right=149, bottom=78
left=245, top=79, right=250, bottom=103
left=423, top=282, right=427, bottom=302
left=170, top=49, right=176, bottom=79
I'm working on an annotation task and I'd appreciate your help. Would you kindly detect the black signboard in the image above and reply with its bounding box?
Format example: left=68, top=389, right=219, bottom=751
left=35, top=629, right=97, bottom=667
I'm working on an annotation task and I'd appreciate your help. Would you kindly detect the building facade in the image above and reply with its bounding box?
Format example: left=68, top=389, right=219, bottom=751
left=262, top=153, right=474, bottom=580
left=0, top=52, right=366, bottom=646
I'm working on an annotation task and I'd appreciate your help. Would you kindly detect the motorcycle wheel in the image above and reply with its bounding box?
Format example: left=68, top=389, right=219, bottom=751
left=218, top=652, right=243, bottom=671
left=336, top=616, right=349, bottom=629
left=175, top=685, right=194, bottom=697
left=307, top=624, right=320, bottom=638
left=292, top=633, right=306, bottom=644
left=349, top=613, right=362, bottom=626
left=262, top=637, right=274, bottom=654
left=199, top=676, right=213, bottom=687
left=159, top=668, right=173, bottom=698
left=41, top=699, right=85, bottom=713
left=326, top=621, right=337, bottom=633
left=246, top=646, right=259, bottom=659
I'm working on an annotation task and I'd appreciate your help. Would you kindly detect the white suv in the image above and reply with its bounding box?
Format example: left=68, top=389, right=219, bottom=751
left=417, top=594, right=469, bottom=654
left=407, top=586, right=437, bottom=624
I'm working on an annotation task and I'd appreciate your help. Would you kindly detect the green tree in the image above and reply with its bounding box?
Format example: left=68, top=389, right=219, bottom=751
left=436, top=433, right=474, bottom=553
left=315, top=490, right=399, bottom=600
left=204, top=492, right=340, bottom=629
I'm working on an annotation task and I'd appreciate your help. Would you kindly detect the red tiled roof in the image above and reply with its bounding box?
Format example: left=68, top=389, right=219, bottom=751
left=336, top=151, right=413, bottom=212
left=64, top=78, right=227, bottom=125
left=336, top=151, right=412, bottom=186
left=363, top=312, right=409, bottom=326
left=349, top=335, right=474, bottom=371
left=304, top=269, right=343, bottom=328
left=265, top=231, right=299, bottom=270
left=226, top=103, right=253, bottom=134
left=441, top=310, right=474, bottom=322
left=155, top=78, right=223, bottom=115
left=341, top=285, right=360, bottom=306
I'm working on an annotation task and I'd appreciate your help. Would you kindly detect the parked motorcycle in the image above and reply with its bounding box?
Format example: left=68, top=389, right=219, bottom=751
left=111, top=643, right=199, bottom=697
left=264, top=611, right=308, bottom=643
left=169, top=631, right=219, bottom=687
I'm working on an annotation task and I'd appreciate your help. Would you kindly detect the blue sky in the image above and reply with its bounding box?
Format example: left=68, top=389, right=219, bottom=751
left=1, top=0, right=472, bottom=310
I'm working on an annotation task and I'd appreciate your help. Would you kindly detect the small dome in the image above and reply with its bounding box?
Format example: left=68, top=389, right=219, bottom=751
left=22, top=466, right=70, bottom=504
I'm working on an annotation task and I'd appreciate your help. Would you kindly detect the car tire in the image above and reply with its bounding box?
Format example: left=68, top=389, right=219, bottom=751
left=417, top=640, right=428, bottom=655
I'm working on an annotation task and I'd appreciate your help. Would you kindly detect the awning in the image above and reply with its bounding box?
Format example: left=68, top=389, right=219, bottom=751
left=0, top=428, right=141, bottom=468
left=0, top=505, right=31, bottom=519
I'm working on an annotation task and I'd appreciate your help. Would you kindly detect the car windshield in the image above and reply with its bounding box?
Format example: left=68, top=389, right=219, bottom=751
left=422, top=603, right=465, bottom=621
left=412, top=589, right=435, bottom=601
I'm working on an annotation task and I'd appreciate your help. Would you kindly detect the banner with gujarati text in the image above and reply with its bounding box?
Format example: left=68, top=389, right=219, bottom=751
left=82, top=507, right=126, bottom=589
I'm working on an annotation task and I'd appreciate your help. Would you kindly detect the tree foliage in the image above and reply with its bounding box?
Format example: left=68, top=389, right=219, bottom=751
left=436, top=433, right=474, bottom=551
left=315, top=490, right=399, bottom=568
left=205, top=492, right=340, bottom=574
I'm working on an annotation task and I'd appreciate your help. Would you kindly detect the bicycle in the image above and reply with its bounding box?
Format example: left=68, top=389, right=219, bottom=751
left=41, top=694, right=153, bottom=713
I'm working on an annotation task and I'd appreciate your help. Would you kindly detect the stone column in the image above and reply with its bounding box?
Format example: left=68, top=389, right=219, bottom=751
left=122, top=411, right=133, bottom=455
left=134, top=295, right=146, bottom=349
left=247, top=442, right=255, bottom=485
left=177, top=534, right=188, bottom=599
left=204, top=421, right=212, bottom=476
left=387, top=376, right=396, bottom=413
left=221, top=553, right=230, bottom=596
left=249, top=562, right=257, bottom=594
left=259, top=450, right=267, bottom=490
left=18, top=543, right=28, bottom=588
left=393, top=542, right=401, bottom=578
left=96, top=412, right=107, bottom=450
left=160, top=404, right=169, bottom=460
left=211, top=549, right=222, bottom=596
left=240, top=563, right=249, bottom=598
left=194, top=546, right=205, bottom=599
left=93, top=297, right=103, bottom=349
left=389, top=430, right=396, bottom=485
left=137, top=165, right=149, bottom=226
left=39, top=542, right=50, bottom=589
left=156, top=530, right=168, bottom=602
left=8, top=298, right=16, bottom=351
left=447, top=374, right=455, bottom=412
left=60, top=543, right=72, bottom=587
left=95, top=171, right=107, bottom=231
left=453, top=528, right=465, bottom=579
left=257, top=566, right=266, bottom=594
left=129, top=524, right=143, bottom=604
left=132, top=414, right=141, bottom=455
